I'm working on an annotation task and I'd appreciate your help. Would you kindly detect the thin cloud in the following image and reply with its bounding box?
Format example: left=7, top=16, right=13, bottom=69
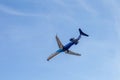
left=102, top=1, right=120, bottom=79
left=0, top=4, right=45, bottom=16
left=110, top=0, right=120, bottom=39
left=102, top=0, right=120, bottom=38
left=77, top=0, right=98, bottom=16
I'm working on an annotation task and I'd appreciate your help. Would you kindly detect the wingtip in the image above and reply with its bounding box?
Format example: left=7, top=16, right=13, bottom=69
left=79, top=54, right=82, bottom=56
left=56, top=35, right=58, bottom=38
left=76, top=53, right=81, bottom=56
left=47, top=59, right=49, bottom=61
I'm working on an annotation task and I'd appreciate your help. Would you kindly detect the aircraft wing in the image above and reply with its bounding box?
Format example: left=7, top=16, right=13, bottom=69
left=56, top=35, right=63, bottom=49
left=47, top=52, right=60, bottom=61
left=65, top=50, right=81, bottom=56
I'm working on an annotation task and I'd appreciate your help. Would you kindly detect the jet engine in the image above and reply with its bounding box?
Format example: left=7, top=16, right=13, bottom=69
left=70, top=38, right=75, bottom=42
left=74, top=41, right=78, bottom=45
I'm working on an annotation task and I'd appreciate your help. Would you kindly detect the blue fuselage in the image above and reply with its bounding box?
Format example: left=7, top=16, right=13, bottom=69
left=56, top=35, right=80, bottom=53
left=63, top=42, right=74, bottom=51
left=56, top=41, right=75, bottom=53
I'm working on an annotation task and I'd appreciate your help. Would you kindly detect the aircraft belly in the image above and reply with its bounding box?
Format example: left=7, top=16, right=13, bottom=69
left=63, top=42, right=74, bottom=50
left=56, top=49, right=63, bottom=53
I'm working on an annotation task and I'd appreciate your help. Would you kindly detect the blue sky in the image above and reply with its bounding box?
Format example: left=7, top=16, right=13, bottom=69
left=0, top=0, right=120, bottom=80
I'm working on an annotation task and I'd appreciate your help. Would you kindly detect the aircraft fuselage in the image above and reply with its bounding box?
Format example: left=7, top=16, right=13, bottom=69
left=63, top=42, right=75, bottom=50
left=56, top=39, right=78, bottom=53
left=47, top=28, right=89, bottom=61
left=56, top=41, right=74, bottom=53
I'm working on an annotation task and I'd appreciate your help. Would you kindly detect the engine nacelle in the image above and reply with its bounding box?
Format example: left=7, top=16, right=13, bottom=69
left=70, top=38, right=79, bottom=45
left=70, top=38, right=75, bottom=42
left=74, top=41, right=78, bottom=45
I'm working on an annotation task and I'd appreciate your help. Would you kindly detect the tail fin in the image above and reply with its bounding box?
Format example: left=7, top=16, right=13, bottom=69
left=79, top=28, right=89, bottom=37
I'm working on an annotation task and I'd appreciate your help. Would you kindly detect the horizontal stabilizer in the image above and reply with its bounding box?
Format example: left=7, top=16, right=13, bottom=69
left=65, top=50, right=81, bottom=56
left=79, top=28, right=89, bottom=37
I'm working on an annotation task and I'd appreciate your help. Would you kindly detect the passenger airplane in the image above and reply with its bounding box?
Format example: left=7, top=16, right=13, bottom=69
left=47, top=28, right=89, bottom=61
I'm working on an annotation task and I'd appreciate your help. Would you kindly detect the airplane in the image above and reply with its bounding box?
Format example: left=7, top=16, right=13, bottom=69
left=47, top=28, right=89, bottom=61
